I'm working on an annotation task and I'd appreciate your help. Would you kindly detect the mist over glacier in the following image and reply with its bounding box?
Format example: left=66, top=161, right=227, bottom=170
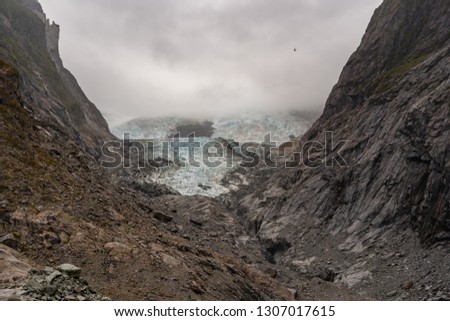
left=111, top=111, right=312, bottom=196
left=35, top=0, right=382, bottom=196
left=38, top=0, right=382, bottom=124
left=112, top=110, right=312, bottom=143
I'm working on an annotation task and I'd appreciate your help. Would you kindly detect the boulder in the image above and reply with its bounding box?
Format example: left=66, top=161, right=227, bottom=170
left=57, top=264, right=81, bottom=277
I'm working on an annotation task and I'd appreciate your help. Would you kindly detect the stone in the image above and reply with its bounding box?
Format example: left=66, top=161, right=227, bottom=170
left=107, top=207, right=124, bottom=221
left=46, top=270, right=62, bottom=284
left=25, top=279, right=44, bottom=292
left=401, top=280, right=414, bottom=290
left=44, top=285, right=57, bottom=296
left=264, top=267, right=278, bottom=278
left=153, top=211, right=173, bottom=223
left=57, top=264, right=81, bottom=277
left=43, top=266, right=55, bottom=274
left=190, top=219, right=203, bottom=227
left=104, top=242, right=132, bottom=261
left=387, top=291, right=397, bottom=297
left=312, top=277, right=323, bottom=285
left=160, top=253, right=181, bottom=267
left=189, top=281, right=204, bottom=294
left=287, top=288, right=298, bottom=298
left=59, top=232, right=70, bottom=244
left=0, top=234, right=18, bottom=249
left=339, top=269, right=372, bottom=288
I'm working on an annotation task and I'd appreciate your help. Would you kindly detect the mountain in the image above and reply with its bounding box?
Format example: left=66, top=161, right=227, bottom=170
left=0, top=0, right=114, bottom=157
left=0, top=0, right=296, bottom=300
left=1, top=0, right=449, bottom=301
left=233, top=0, right=449, bottom=300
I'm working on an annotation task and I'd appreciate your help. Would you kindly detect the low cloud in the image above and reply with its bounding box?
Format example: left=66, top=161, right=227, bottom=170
left=39, top=0, right=382, bottom=125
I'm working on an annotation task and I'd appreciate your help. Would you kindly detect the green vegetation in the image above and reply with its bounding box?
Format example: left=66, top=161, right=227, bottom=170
left=354, top=52, right=430, bottom=96
left=374, top=53, right=429, bottom=94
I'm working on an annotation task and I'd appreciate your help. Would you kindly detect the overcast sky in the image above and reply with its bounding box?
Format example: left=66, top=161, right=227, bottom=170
left=38, top=0, right=381, bottom=125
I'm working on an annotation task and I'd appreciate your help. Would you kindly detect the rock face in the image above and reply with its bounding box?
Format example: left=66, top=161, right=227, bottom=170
left=0, top=50, right=293, bottom=301
left=0, top=0, right=114, bottom=157
left=0, top=3, right=294, bottom=299
left=0, top=244, right=31, bottom=301
left=234, top=0, right=449, bottom=299
left=0, top=244, right=31, bottom=288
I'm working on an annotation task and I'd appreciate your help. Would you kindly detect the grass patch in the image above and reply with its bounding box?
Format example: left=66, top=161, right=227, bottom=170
left=374, top=53, right=428, bottom=94
left=352, top=52, right=429, bottom=96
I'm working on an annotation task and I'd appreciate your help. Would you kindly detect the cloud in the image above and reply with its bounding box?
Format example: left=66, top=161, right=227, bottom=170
left=38, top=0, right=382, bottom=125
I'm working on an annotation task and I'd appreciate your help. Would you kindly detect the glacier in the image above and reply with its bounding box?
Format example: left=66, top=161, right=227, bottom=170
left=112, top=111, right=312, bottom=197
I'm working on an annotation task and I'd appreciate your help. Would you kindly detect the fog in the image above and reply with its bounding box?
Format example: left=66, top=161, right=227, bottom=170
left=38, top=0, right=382, bottom=125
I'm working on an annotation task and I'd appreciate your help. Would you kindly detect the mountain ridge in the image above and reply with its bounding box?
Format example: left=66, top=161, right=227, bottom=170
left=232, top=0, right=449, bottom=299
left=0, top=0, right=114, bottom=157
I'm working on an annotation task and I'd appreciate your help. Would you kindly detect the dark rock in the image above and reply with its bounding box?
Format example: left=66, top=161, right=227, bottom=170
left=190, top=219, right=203, bottom=227
left=44, top=285, right=57, bottom=296
left=0, top=234, right=18, bottom=249
left=153, top=211, right=173, bottom=223
left=46, top=271, right=62, bottom=284
left=57, top=264, right=81, bottom=277
left=401, top=280, right=414, bottom=290
left=189, top=281, right=204, bottom=294
left=24, top=280, right=44, bottom=292
left=264, top=267, right=278, bottom=279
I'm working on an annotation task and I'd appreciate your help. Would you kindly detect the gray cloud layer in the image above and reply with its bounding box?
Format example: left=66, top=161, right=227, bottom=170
left=39, top=0, right=381, bottom=125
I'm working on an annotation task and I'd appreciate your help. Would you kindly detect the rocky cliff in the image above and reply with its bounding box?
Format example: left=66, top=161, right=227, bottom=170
left=234, top=0, right=449, bottom=300
left=0, top=0, right=296, bottom=300
left=0, top=0, right=114, bottom=157
left=0, top=43, right=296, bottom=301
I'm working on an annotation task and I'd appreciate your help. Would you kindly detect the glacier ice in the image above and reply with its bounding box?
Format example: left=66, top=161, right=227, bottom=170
left=112, top=111, right=312, bottom=197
